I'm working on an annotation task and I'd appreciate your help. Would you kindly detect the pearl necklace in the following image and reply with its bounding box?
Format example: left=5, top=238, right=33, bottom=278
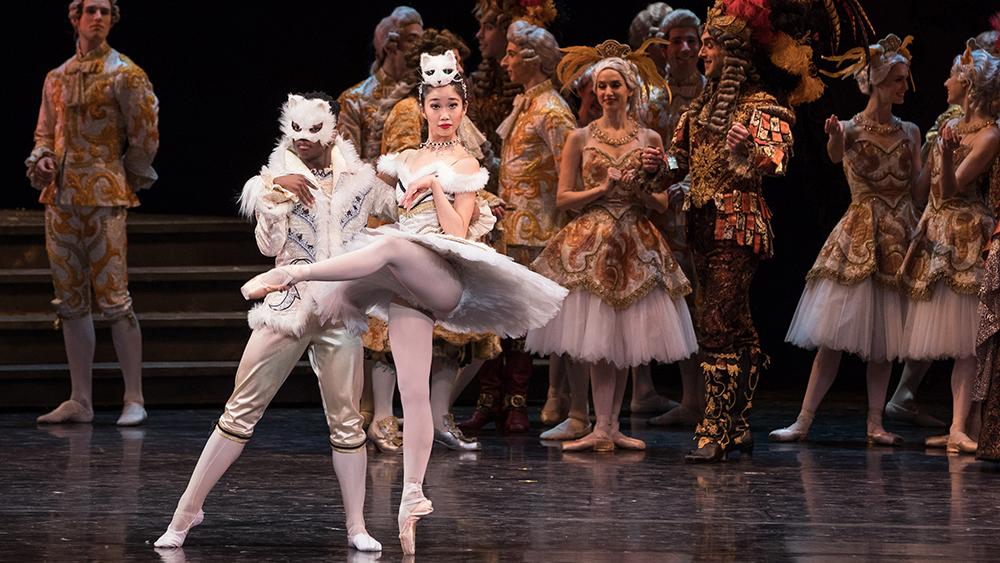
left=420, top=138, right=460, bottom=156
left=853, top=113, right=901, bottom=135
left=589, top=119, right=639, bottom=146
left=953, top=118, right=997, bottom=135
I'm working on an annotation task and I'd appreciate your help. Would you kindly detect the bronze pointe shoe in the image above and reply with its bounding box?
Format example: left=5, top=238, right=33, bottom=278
left=867, top=430, right=904, bottom=446
left=368, top=416, right=403, bottom=453
left=241, top=267, right=295, bottom=300
left=610, top=421, right=645, bottom=450
left=946, top=432, right=978, bottom=454
left=561, top=430, right=615, bottom=452
left=398, top=483, right=433, bottom=556
left=925, top=434, right=948, bottom=448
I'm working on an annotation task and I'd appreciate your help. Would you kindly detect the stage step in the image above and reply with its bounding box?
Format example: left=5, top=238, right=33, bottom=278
left=0, top=210, right=295, bottom=408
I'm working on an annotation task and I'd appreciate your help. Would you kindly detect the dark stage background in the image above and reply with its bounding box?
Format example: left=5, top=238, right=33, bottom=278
left=5, top=1, right=996, bottom=394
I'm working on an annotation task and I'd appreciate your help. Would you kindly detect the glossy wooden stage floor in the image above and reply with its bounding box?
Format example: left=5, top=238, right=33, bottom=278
left=3, top=395, right=999, bottom=562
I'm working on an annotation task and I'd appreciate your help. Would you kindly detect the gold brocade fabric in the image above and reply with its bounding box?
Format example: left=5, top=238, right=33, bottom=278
left=668, top=87, right=792, bottom=258
left=336, top=68, right=396, bottom=164
left=901, top=142, right=997, bottom=300
left=640, top=73, right=706, bottom=144
left=27, top=42, right=158, bottom=207
left=532, top=146, right=691, bottom=311
left=806, top=138, right=919, bottom=291
left=498, top=80, right=576, bottom=248
left=381, top=96, right=423, bottom=155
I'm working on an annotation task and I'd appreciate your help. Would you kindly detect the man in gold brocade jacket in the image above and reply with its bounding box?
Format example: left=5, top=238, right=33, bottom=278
left=336, top=6, right=423, bottom=164
left=26, top=0, right=158, bottom=427
left=457, top=20, right=574, bottom=434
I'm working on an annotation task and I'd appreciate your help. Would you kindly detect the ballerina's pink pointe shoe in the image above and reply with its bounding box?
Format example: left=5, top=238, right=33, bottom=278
left=241, top=267, right=296, bottom=300
left=153, top=510, right=204, bottom=548
left=398, top=483, right=433, bottom=555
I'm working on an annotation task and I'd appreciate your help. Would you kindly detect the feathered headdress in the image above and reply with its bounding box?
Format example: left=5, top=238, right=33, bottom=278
left=556, top=39, right=670, bottom=105
left=474, top=0, right=558, bottom=29
left=821, top=34, right=914, bottom=92
left=704, top=0, right=875, bottom=107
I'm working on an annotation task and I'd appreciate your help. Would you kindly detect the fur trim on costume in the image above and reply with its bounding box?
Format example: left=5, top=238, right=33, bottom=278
left=377, top=154, right=489, bottom=194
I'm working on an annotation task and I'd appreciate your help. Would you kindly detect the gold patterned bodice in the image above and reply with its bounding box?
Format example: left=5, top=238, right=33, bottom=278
left=581, top=145, right=644, bottom=214
left=844, top=138, right=913, bottom=204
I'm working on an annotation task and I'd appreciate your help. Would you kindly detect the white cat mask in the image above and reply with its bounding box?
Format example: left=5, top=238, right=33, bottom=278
left=420, top=51, right=460, bottom=87
left=279, top=94, right=337, bottom=146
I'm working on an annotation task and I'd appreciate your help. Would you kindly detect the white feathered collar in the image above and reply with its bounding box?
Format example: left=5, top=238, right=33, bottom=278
left=377, top=153, right=488, bottom=194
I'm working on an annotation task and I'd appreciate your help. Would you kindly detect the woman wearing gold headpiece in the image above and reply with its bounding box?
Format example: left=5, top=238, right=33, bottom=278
left=911, top=42, right=1000, bottom=456
left=773, top=34, right=923, bottom=447
left=526, top=40, right=698, bottom=452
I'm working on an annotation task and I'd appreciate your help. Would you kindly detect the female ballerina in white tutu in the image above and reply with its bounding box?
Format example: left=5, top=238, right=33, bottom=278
left=773, top=35, right=922, bottom=445
left=242, top=51, right=567, bottom=554
left=526, top=41, right=698, bottom=452
left=897, top=42, right=1000, bottom=454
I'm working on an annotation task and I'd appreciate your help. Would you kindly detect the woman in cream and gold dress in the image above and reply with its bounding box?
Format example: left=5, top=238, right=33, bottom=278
left=526, top=42, right=698, bottom=452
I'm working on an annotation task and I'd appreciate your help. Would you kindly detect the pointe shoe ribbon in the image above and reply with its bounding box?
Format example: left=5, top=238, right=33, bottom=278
left=348, top=532, right=383, bottom=552
left=154, top=510, right=204, bottom=548
left=398, top=486, right=433, bottom=556
left=117, top=402, right=147, bottom=426
left=241, top=267, right=296, bottom=300
left=37, top=399, right=94, bottom=424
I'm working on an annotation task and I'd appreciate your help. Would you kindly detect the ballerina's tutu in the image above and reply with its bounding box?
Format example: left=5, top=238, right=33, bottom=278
left=900, top=280, right=980, bottom=360
left=317, top=155, right=568, bottom=338
left=785, top=277, right=906, bottom=362
left=527, top=288, right=698, bottom=369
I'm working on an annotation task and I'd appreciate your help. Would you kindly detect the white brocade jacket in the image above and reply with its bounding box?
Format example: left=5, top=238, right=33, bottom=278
left=239, top=136, right=397, bottom=337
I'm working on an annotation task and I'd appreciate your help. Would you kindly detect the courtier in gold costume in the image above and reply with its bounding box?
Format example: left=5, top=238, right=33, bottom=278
left=974, top=24, right=1000, bottom=461
left=369, top=29, right=501, bottom=452
left=336, top=6, right=423, bottom=446
left=155, top=93, right=394, bottom=553
left=899, top=43, right=999, bottom=457
left=772, top=35, right=923, bottom=447
left=26, top=0, right=158, bottom=427
left=336, top=6, right=423, bottom=164
left=640, top=8, right=711, bottom=426
left=469, top=0, right=557, bottom=179
left=527, top=39, right=698, bottom=452
left=646, top=0, right=834, bottom=463
left=459, top=19, right=575, bottom=434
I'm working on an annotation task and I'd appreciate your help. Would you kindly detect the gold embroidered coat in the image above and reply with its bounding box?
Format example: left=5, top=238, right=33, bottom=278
left=667, top=86, right=794, bottom=258
left=26, top=42, right=158, bottom=207
left=806, top=137, right=919, bottom=292
left=498, top=80, right=575, bottom=252
left=337, top=68, right=397, bottom=164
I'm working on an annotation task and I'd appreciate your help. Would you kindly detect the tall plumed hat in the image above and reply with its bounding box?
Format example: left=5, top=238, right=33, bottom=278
left=474, top=0, right=558, bottom=29
left=704, top=0, right=875, bottom=107
left=556, top=39, right=670, bottom=104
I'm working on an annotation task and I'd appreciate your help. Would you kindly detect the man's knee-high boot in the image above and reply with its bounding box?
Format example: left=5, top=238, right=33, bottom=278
left=685, top=353, right=738, bottom=463
left=728, top=347, right=763, bottom=458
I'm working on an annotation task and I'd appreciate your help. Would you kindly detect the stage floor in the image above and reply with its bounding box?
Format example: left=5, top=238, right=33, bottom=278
left=3, top=394, right=999, bottom=562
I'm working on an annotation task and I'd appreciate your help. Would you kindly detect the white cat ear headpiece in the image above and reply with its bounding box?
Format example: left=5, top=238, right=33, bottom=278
left=419, top=51, right=467, bottom=99
left=279, top=94, right=338, bottom=146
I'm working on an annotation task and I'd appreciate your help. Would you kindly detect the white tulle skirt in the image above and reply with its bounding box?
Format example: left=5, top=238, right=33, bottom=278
left=785, top=277, right=905, bottom=362
left=902, top=280, right=980, bottom=360
left=525, top=288, right=698, bottom=369
left=317, top=225, right=568, bottom=338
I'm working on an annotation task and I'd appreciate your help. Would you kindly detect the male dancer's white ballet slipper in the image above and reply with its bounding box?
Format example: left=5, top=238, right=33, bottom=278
left=398, top=483, right=433, bottom=555
left=241, top=267, right=296, bottom=300
left=153, top=510, right=204, bottom=548
left=540, top=417, right=591, bottom=440
left=348, top=532, right=382, bottom=552
left=37, top=399, right=94, bottom=424
left=117, top=402, right=147, bottom=426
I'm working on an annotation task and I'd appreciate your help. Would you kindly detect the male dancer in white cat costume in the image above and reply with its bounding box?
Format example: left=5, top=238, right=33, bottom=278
left=154, top=92, right=396, bottom=552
